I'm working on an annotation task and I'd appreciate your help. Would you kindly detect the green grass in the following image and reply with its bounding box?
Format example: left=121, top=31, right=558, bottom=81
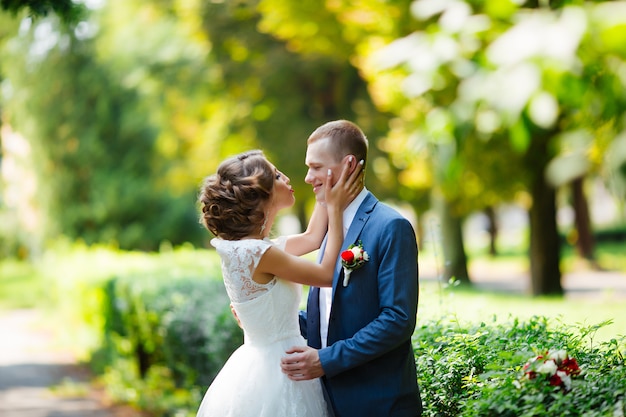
left=417, top=281, right=625, bottom=344
left=562, top=241, right=626, bottom=271
left=1, top=239, right=625, bottom=344
left=417, top=238, right=626, bottom=343
left=0, top=259, right=47, bottom=309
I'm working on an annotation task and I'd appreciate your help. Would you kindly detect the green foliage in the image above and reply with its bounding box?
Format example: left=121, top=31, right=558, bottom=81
left=193, top=0, right=392, bottom=216
left=1, top=0, right=391, bottom=253
left=0, top=259, right=46, bottom=309
left=19, top=242, right=241, bottom=416
left=1, top=14, right=204, bottom=251
left=0, top=243, right=243, bottom=417
left=96, top=275, right=241, bottom=416
left=0, top=210, right=27, bottom=261
left=415, top=317, right=626, bottom=417
left=2, top=244, right=626, bottom=416
left=361, top=0, right=626, bottom=294
left=253, top=0, right=413, bottom=205
left=0, top=0, right=84, bottom=23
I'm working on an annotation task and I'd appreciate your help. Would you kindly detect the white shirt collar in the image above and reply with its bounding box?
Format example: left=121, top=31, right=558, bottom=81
left=343, top=187, right=368, bottom=233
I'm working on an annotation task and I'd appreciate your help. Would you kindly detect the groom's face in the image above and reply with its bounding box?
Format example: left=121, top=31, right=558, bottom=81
left=304, top=137, right=342, bottom=203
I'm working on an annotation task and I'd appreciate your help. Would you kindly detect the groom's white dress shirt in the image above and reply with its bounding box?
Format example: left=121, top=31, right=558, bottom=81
left=319, top=187, right=368, bottom=348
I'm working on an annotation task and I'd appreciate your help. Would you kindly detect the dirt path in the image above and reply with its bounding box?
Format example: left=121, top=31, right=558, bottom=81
left=0, top=309, right=141, bottom=417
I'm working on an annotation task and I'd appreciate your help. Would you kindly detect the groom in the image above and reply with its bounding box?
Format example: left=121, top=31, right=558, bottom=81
left=281, top=120, right=423, bottom=416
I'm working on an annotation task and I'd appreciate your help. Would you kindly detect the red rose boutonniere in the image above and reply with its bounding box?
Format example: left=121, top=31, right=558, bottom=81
left=340, top=240, right=369, bottom=287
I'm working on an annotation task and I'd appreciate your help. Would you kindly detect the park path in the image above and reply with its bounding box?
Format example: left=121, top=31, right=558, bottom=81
left=422, top=258, right=626, bottom=299
left=474, top=262, right=626, bottom=299
left=0, top=309, right=143, bottom=417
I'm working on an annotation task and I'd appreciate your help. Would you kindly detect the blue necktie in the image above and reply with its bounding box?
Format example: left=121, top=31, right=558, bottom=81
left=306, top=233, right=327, bottom=349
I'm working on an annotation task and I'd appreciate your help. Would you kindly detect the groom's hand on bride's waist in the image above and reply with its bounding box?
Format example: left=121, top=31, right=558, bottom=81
left=281, top=346, right=325, bottom=381
left=229, top=304, right=242, bottom=329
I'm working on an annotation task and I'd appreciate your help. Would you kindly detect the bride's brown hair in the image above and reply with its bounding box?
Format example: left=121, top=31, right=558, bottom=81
left=199, top=150, right=274, bottom=240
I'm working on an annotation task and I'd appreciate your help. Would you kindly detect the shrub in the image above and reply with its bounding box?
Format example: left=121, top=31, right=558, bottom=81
left=96, top=274, right=242, bottom=416
left=21, top=244, right=240, bottom=416
left=414, top=316, right=626, bottom=417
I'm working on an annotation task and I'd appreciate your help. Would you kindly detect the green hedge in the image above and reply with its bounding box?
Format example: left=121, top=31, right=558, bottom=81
left=95, top=278, right=625, bottom=417
left=25, top=244, right=623, bottom=417
left=20, top=244, right=242, bottom=416
left=414, top=316, right=626, bottom=417
left=94, top=273, right=242, bottom=415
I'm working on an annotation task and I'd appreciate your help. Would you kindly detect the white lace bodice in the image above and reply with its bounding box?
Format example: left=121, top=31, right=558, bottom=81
left=211, top=238, right=280, bottom=303
left=211, top=237, right=302, bottom=346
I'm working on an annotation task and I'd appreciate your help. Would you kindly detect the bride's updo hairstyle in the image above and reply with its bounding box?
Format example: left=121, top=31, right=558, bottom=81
left=199, top=150, right=274, bottom=240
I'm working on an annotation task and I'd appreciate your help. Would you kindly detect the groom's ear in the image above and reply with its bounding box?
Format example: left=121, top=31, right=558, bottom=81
left=342, top=154, right=358, bottom=174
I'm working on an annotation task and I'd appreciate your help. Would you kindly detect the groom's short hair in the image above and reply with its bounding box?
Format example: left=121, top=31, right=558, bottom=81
left=308, top=120, right=368, bottom=165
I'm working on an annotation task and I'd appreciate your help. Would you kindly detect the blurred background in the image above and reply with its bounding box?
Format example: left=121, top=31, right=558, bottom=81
left=1, top=0, right=625, bottom=295
left=1, top=1, right=626, bottom=416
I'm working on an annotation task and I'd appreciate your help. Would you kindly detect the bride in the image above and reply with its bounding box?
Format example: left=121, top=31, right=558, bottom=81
left=196, top=150, right=362, bottom=417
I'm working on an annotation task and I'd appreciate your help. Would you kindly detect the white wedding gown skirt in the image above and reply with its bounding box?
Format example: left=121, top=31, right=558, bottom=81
left=196, top=333, right=330, bottom=417
left=196, top=275, right=331, bottom=417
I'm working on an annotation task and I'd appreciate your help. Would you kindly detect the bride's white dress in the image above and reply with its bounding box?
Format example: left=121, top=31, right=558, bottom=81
left=196, top=238, right=331, bottom=417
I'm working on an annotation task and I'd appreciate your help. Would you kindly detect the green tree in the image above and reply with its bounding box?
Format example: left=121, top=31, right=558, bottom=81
left=1, top=11, right=204, bottom=252
left=366, top=0, right=626, bottom=295
left=257, top=0, right=533, bottom=284
left=181, top=0, right=390, bottom=229
left=254, top=0, right=422, bottom=236
left=2, top=0, right=394, bottom=254
left=0, top=0, right=83, bottom=22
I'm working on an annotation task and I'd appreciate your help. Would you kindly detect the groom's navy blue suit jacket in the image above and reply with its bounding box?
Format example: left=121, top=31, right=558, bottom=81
left=300, top=192, right=423, bottom=417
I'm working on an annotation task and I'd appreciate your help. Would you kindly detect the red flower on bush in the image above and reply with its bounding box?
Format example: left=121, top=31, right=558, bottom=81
left=549, top=373, right=564, bottom=387
left=560, top=357, right=581, bottom=376
left=521, top=350, right=581, bottom=392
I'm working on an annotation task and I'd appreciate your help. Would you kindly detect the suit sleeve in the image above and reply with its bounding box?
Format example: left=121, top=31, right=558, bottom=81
left=318, top=216, right=418, bottom=377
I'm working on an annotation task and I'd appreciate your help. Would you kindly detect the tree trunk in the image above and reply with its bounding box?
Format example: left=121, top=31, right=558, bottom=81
left=571, top=176, right=596, bottom=262
left=438, top=198, right=471, bottom=285
left=415, top=213, right=425, bottom=254
left=528, top=173, right=563, bottom=296
left=522, top=121, right=563, bottom=296
left=296, top=201, right=307, bottom=233
left=485, top=205, right=498, bottom=257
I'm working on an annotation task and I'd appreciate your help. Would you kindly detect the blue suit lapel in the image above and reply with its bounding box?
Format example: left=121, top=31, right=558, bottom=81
left=309, top=194, right=378, bottom=348
left=331, top=192, right=378, bottom=296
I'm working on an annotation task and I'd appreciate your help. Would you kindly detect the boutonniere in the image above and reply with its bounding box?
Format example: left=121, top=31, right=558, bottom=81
left=340, top=240, right=369, bottom=287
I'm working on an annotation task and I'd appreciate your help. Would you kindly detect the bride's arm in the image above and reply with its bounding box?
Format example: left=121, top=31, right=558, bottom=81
left=257, top=159, right=363, bottom=287
left=283, top=203, right=328, bottom=257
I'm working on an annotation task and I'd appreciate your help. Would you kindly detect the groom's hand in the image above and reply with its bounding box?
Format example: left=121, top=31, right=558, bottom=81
left=230, top=304, right=242, bottom=329
left=281, top=346, right=325, bottom=381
